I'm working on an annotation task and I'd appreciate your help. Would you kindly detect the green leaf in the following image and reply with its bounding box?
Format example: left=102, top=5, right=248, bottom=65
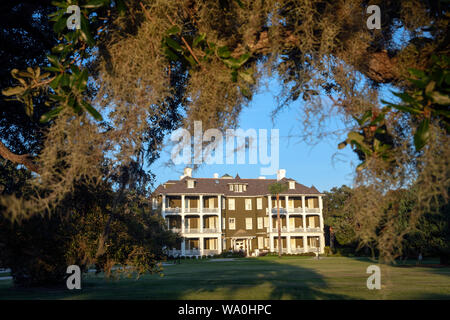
left=82, top=0, right=109, bottom=9
left=81, top=100, right=103, bottom=120
left=166, top=25, right=181, bottom=36
left=164, top=47, right=180, bottom=61
left=2, top=86, right=25, bottom=96
left=414, top=118, right=430, bottom=150
left=40, top=106, right=64, bottom=123
left=425, top=80, right=436, bottom=95
left=53, top=15, right=67, bottom=33
left=193, top=33, right=206, bottom=47
left=392, top=91, right=418, bottom=105
left=80, top=15, right=95, bottom=46
left=430, top=92, right=450, bottom=105
left=77, top=69, right=89, bottom=91
left=238, top=70, right=255, bottom=84
left=217, top=46, right=231, bottom=59
left=408, top=68, right=426, bottom=78
left=164, top=37, right=183, bottom=52
left=231, top=70, right=238, bottom=82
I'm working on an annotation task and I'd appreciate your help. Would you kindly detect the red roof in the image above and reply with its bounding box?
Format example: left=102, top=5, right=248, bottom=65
left=153, top=175, right=321, bottom=196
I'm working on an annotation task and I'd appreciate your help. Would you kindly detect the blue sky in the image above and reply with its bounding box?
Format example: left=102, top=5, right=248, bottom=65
left=149, top=79, right=359, bottom=193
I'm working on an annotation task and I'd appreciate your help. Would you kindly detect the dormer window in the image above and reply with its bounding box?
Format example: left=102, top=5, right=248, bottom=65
left=229, top=184, right=234, bottom=191
left=187, top=180, right=195, bottom=188
left=289, top=181, right=295, bottom=189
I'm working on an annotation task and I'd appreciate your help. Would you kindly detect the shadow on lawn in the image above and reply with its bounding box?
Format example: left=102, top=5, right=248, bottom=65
left=157, top=258, right=351, bottom=300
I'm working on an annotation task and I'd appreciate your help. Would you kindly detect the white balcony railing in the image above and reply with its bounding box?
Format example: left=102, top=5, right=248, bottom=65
left=170, top=228, right=181, bottom=233
left=271, top=208, right=287, bottom=214
left=185, top=249, right=200, bottom=255
left=306, top=227, right=321, bottom=232
left=184, top=208, right=200, bottom=213
left=291, top=248, right=305, bottom=254
left=305, top=208, right=320, bottom=213
left=203, top=249, right=219, bottom=255
left=291, top=227, right=304, bottom=232
left=202, top=208, right=219, bottom=213
left=286, top=207, right=303, bottom=213
left=184, top=228, right=201, bottom=233
left=202, top=228, right=220, bottom=233
left=164, top=207, right=181, bottom=214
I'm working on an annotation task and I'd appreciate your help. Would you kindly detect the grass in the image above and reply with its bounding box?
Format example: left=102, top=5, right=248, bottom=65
left=0, top=256, right=449, bottom=300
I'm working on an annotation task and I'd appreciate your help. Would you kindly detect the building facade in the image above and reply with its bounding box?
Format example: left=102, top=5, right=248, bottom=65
left=153, top=168, right=325, bottom=257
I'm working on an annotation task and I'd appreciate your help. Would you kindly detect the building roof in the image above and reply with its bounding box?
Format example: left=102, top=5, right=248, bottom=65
left=154, top=175, right=322, bottom=196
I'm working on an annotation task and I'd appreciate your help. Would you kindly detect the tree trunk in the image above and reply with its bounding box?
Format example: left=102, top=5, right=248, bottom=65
left=277, top=193, right=282, bottom=258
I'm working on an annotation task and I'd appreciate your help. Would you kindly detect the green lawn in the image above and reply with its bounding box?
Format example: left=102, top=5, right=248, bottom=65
left=0, top=256, right=449, bottom=300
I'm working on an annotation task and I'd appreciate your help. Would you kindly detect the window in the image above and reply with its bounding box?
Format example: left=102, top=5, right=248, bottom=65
left=257, top=198, right=263, bottom=210
left=229, top=218, right=236, bottom=230
left=288, top=199, right=294, bottom=209
left=264, top=217, right=269, bottom=227
left=257, top=217, right=263, bottom=229
left=238, top=184, right=243, bottom=192
left=245, top=217, right=252, bottom=230
left=264, top=238, right=269, bottom=248
left=258, top=237, right=264, bottom=249
left=229, top=184, right=234, bottom=191
left=152, top=198, right=158, bottom=209
left=243, top=185, right=247, bottom=191
left=245, top=198, right=252, bottom=210
left=208, top=198, right=214, bottom=209
left=228, top=199, right=235, bottom=210
left=187, top=180, right=194, bottom=188
left=222, top=198, right=225, bottom=209
left=289, top=181, right=295, bottom=189
left=222, top=217, right=226, bottom=229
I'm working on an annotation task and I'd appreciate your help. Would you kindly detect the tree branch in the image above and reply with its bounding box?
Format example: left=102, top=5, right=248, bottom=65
left=0, top=140, right=39, bottom=173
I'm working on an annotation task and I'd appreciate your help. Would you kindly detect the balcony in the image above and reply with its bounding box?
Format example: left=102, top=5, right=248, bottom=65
left=271, top=208, right=287, bottom=214
left=184, top=208, right=200, bottom=213
left=202, top=228, right=220, bottom=233
left=291, top=227, right=304, bottom=233
left=291, top=248, right=305, bottom=254
left=286, top=207, right=303, bottom=213
left=203, top=208, right=219, bottom=214
left=306, top=227, right=321, bottom=232
left=164, top=207, right=181, bottom=214
left=305, top=207, right=320, bottom=213
left=184, top=228, right=201, bottom=234
left=169, top=227, right=181, bottom=233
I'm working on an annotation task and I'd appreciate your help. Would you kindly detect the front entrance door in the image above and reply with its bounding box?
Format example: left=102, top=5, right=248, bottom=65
left=234, top=240, right=245, bottom=251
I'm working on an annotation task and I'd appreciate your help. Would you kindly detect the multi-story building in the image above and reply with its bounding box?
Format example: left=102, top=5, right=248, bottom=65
left=153, top=168, right=325, bottom=257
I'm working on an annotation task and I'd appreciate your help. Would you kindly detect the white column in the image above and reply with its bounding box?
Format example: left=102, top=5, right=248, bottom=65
left=303, top=236, right=308, bottom=253
left=218, top=195, right=222, bottom=253
left=181, top=195, right=185, bottom=234
left=181, top=195, right=185, bottom=213
left=301, top=195, right=305, bottom=213
left=287, top=235, right=291, bottom=253
left=181, top=214, right=185, bottom=233
left=302, top=214, right=306, bottom=230
left=285, top=195, right=289, bottom=232
left=199, top=195, right=203, bottom=213
left=269, top=235, right=274, bottom=252
left=268, top=195, right=273, bottom=231
left=181, top=239, right=186, bottom=255
left=218, top=195, right=222, bottom=233
left=199, top=215, right=203, bottom=233
left=162, top=195, right=166, bottom=215
left=199, top=237, right=204, bottom=256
